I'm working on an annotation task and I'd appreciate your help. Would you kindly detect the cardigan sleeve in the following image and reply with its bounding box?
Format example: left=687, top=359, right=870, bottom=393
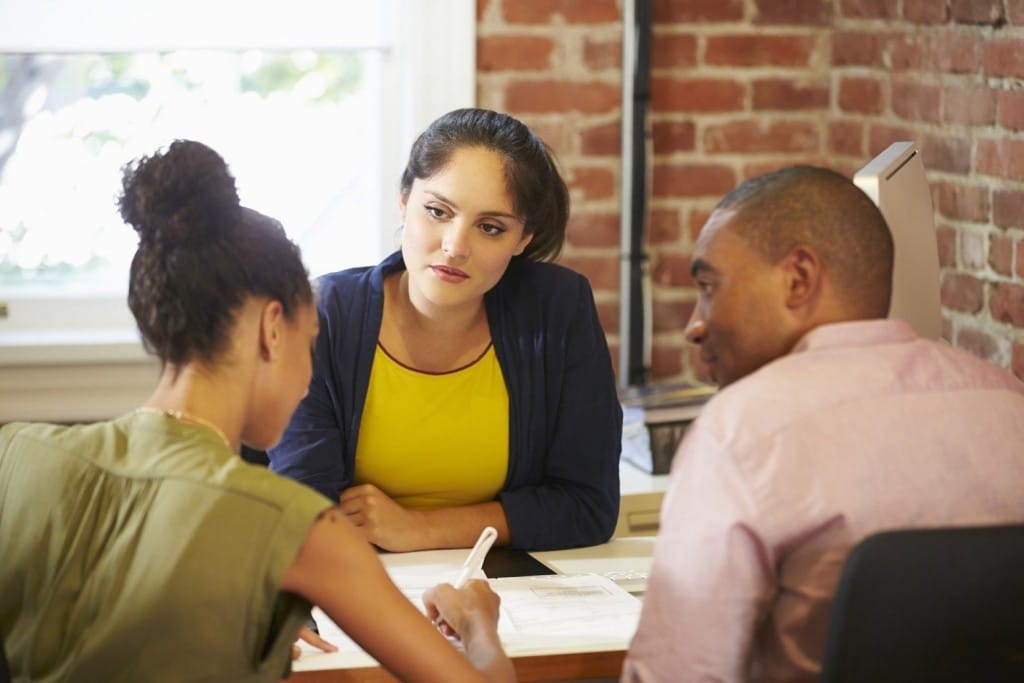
left=497, top=269, right=622, bottom=550
left=267, top=279, right=357, bottom=503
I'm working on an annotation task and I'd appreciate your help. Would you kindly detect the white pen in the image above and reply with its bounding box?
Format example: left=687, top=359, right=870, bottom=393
left=453, top=526, right=498, bottom=588
left=433, top=526, right=498, bottom=629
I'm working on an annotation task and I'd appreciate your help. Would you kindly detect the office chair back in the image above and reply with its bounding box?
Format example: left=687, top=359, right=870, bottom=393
left=819, top=524, right=1024, bottom=683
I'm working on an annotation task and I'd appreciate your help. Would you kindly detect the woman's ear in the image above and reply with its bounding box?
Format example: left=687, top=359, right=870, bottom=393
left=782, top=244, right=822, bottom=310
left=512, top=230, right=534, bottom=256
left=258, top=300, right=286, bottom=362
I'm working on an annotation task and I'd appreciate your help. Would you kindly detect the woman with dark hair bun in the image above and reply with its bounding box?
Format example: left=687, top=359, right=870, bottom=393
left=269, top=108, right=622, bottom=552
left=0, top=140, right=514, bottom=682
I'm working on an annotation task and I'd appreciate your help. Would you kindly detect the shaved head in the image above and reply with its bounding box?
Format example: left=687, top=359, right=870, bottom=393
left=715, top=165, right=894, bottom=319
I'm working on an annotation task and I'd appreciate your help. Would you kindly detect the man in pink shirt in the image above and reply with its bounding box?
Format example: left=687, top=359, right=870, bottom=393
left=622, top=166, right=1024, bottom=682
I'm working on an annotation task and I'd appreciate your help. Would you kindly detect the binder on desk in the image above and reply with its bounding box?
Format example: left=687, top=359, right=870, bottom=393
left=620, top=382, right=715, bottom=474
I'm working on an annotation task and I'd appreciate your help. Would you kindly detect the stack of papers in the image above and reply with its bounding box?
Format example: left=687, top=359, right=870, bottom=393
left=293, top=549, right=642, bottom=671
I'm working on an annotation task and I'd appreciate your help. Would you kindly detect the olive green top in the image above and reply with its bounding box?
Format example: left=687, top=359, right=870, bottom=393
left=0, top=410, right=333, bottom=682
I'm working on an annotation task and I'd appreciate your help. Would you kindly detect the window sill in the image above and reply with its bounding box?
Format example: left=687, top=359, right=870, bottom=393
left=0, top=329, right=158, bottom=424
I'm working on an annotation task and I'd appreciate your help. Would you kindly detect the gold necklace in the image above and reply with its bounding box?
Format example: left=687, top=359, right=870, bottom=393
left=136, top=406, right=233, bottom=450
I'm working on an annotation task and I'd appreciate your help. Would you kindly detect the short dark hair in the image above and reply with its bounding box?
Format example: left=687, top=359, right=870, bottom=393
left=717, top=165, right=895, bottom=318
left=399, top=108, right=569, bottom=262
left=119, top=139, right=312, bottom=366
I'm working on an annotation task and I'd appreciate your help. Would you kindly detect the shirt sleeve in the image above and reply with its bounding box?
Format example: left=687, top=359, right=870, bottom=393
left=621, top=423, right=774, bottom=683
left=498, top=273, right=622, bottom=550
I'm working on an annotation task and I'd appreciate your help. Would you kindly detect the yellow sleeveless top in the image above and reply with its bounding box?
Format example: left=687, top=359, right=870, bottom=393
left=354, top=342, right=510, bottom=509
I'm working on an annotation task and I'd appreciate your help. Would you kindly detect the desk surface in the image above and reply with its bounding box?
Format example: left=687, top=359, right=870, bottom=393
left=291, top=540, right=655, bottom=682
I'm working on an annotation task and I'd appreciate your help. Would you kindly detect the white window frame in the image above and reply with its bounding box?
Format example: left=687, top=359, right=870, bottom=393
left=0, top=0, right=475, bottom=422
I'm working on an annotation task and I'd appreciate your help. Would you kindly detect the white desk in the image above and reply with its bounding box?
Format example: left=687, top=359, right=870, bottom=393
left=292, top=538, right=657, bottom=682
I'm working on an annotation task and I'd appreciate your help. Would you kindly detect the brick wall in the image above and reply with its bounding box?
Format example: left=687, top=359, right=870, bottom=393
left=477, top=0, right=1024, bottom=382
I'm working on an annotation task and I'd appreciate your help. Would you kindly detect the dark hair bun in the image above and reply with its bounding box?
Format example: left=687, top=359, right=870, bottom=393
left=119, top=139, right=240, bottom=247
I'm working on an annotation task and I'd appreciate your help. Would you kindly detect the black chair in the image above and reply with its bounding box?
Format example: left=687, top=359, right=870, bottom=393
left=820, top=524, right=1024, bottom=683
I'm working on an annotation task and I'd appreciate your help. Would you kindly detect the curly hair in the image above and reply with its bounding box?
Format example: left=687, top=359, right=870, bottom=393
left=119, top=140, right=312, bottom=366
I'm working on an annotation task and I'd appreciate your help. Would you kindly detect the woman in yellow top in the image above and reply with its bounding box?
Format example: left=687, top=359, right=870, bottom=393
left=0, top=140, right=512, bottom=682
left=269, top=108, right=622, bottom=552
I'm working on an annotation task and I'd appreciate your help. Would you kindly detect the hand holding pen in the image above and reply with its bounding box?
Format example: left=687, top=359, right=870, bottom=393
left=430, top=526, right=498, bottom=633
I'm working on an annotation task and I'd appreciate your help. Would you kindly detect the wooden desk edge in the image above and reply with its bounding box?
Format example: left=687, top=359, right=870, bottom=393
left=292, top=649, right=626, bottom=682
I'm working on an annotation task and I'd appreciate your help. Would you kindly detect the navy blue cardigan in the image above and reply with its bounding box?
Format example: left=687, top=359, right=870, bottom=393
left=268, top=251, right=621, bottom=550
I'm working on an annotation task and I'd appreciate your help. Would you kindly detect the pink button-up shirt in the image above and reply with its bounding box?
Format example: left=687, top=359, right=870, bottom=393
left=622, top=319, right=1024, bottom=682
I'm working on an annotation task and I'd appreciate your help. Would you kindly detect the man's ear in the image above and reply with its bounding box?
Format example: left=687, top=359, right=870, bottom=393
left=781, top=244, right=822, bottom=310
left=258, top=300, right=286, bottom=362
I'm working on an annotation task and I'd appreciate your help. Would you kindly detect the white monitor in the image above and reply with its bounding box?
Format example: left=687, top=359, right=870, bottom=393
left=853, top=142, right=941, bottom=340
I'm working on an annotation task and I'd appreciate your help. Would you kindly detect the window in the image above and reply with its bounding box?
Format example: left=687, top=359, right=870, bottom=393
left=0, top=0, right=474, bottom=421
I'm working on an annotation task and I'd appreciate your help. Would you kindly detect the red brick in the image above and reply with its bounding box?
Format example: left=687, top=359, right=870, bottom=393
left=990, top=233, right=1014, bottom=276
left=935, top=182, right=991, bottom=222
left=936, top=225, right=957, bottom=268
left=581, top=122, right=620, bottom=156
left=652, top=163, right=736, bottom=198
left=867, top=124, right=916, bottom=154
left=977, top=138, right=1024, bottom=181
left=832, top=31, right=886, bottom=66
left=651, top=343, right=684, bottom=379
left=526, top=119, right=574, bottom=156
left=477, top=0, right=488, bottom=21
left=1013, top=343, right=1024, bottom=383
left=566, top=212, right=619, bottom=248
left=652, top=34, right=698, bottom=69
left=991, top=282, right=1024, bottom=326
left=754, top=0, right=833, bottom=25
left=920, top=134, right=972, bottom=175
left=569, top=167, right=616, bottom=201
left=934, top=30, right=983, bottom=73
left=940, top=273, right=984, bottom=312
left=994, top=189, right=1024, bottom=229
left=839, top=77, right=884, bottom=114
left=951, top=0, right=1004, bottom=24
left=584, top=37, right=622, bottom=70
left=1019, top=241, right=1024, bottom=278
left=998, top=90, right=1024, bottom=130
left=505, top=80, right=621, bottom=114
left=984, top=39, right=1024, bottom=78
left=888, top=32, right=931, bottom=70
left=651, top=77, right=745, bottom=112
left=652, top=299, right=696, bottom=333
left=705, top=34, right=817, bottom=67
left=956, top=327, right=1001, bottom=362
left=904, top=0, right=949, bottom=23
left=743, top=158, right=831, bottom=179
left=652, top=252, right=694, bottom=287
left=649, top=208, right=682, bottom=245
left=653, top=0, right=743, bottom=22
left=753, top=79, right=829, bottom=110
left=704, top=120, right=819, bottom=154
left=1011, top=0, right=1024, bottom=24
left=893, top=80, right=942, bottom=124
left=828, top=120, right=864, bottom=157
left=555, top=254, right=619, bottom=291
left=689, top=207, right=714, bottom=241
left=841, top=0, right=899, bottom=18
left=942, top=84, right=997, bottom=125
left=651, top=120, right=696, bottom=154
left=503, top=0, right=619, bottom=23
left=478, top=36, right=554, bottom=71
